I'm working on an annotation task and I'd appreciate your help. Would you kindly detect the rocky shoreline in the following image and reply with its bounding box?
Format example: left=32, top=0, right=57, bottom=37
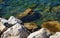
left=0, top=16, right=60, bottom=38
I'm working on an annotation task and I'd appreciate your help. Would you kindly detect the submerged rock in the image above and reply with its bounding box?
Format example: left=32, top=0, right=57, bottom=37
left=1, top=23, right=30, bottom=38
left=41, top=21, right=60, bottom=34
left=24, top=22, right=38, bottom=32
left=27, top=28, right=51, bottom=38
left=50, top=32, right=60, bottom=38
left=8, top=16, right=22, bottom=25
left=17, top=8, right=33, bottom=19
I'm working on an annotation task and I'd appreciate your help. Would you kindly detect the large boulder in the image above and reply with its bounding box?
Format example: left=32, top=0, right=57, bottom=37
left=8, top=16, right=22, bottom=25
left=1, top=23, right=30, bottom=38
left=0, top=18, right=8, bottom=24
left=27, top=28, right=51, bottom=38
left=50, top=32, right=60, bottom=38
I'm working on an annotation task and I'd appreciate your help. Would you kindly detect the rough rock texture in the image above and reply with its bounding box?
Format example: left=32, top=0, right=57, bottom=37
left=0, top=18, right=8, bottom=24
left=0, top=22, right=6, bottom=34
left=27, top=28, right=51, bottom=38
left=1, top=23, right=30, bottom=38
left=41, top=21, right=60, bottom=34
left=24, top=22, right=37, bottom=30
left=8, top=16, right=22, bottom=25
left=50, top=32, right=60, bottom=38
left=24, top=22, right=38, bottom=32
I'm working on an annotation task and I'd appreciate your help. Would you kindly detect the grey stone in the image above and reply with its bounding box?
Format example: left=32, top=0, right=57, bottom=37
left=0, top=18, right=8, bottom=24
left=8, top=16, right=22, bottom=25
left=50, top=32, right=60, bottom=38
left=1, top=23, right=30, bottom=38
left=27, top=28, right=51, bottom=38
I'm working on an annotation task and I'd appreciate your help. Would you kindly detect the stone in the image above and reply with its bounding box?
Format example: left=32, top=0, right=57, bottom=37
left=24, top=22, right=38, bottom=32
left=27, top=28, right=51, bottom=38
left=17, top=8, right=33, bottom=18
left=8, top=16, right=22, bottom=25
left=1, top=23, right=30, bottom=38
left=41, top=21, right=60, bottom=34
left=0, top=18, right=11, bottom=28
left=50, top=32, right=60, bottom=38
left=0, top=22, right=6, bottom=35
left=0, top=18, right=8, bottom=24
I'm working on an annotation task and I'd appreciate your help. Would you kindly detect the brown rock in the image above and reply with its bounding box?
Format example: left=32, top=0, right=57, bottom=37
left=41, top=21, right=60, bottom=34
left=17, top=8, right=34, bottom=18
left=24, top=22, right=38, bottom=32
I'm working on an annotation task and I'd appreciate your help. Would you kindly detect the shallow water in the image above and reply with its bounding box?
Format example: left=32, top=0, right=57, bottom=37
left=0, top=0, right=60, bottom=27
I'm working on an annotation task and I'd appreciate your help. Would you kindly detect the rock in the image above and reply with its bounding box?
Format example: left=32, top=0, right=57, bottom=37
left=1, top=23, right=30, bottom=38
left=41, top=21, right=60, bottom=34
left=8, top=16, right=22, bottom=25
left=0, top=22, right=6, bottom=35
left=50, top=32, right=60, bottom=38
left=0, top=18, right=8, bottom=24
left=24, top=22, right=38, bottom=32
left=0, top=18, right=12, bottom=28
left=27, top=28, right=51, bottom=38
left=17, top=8, right=33, bottom=19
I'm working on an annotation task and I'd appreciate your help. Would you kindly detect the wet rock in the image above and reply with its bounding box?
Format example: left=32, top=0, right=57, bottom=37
left=50, top=32, right=60, bottom=38
left=1, top=23, right=30, bottom=38
left=17, top=8, right=33, bottom=19
left=27, top=28, right=51, bottom=38
left=8, top=16, right=22, bottom=25
left=41, top=21, right=60, bottom=34
left=24, top=22, right=38, bottom=32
